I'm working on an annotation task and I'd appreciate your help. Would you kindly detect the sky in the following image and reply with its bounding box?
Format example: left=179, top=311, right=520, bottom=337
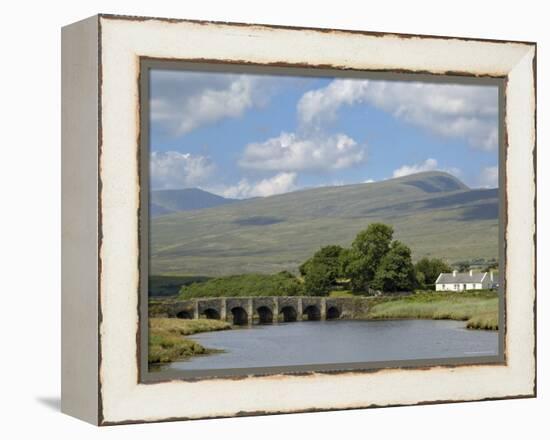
left=149, top=69, right=499, bottom=199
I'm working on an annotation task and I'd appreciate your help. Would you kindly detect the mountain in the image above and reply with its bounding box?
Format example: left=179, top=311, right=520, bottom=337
left=150, top=188, right=238, bottom=216
left=150, top=172, right=499, bottom=276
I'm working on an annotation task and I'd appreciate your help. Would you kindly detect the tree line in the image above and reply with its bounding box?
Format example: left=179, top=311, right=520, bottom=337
left=299, top=223, right=452, bottom=296
left=178, top=222, right=460, bottom=299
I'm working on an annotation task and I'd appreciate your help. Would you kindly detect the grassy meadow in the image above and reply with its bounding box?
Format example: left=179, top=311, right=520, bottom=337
left=365, top=291, right=498, bottom=330
left=148, top=318, right=231, bottom=364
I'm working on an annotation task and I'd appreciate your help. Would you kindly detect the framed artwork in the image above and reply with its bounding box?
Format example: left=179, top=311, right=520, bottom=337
left=61, top=14, right=536, bottom=425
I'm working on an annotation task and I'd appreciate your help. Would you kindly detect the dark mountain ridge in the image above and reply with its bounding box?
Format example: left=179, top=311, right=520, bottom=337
left=150, top=187, right=238, bottom=216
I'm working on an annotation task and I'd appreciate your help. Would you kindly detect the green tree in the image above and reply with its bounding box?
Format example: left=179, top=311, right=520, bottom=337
left=371, top=241, right=416, bottom=292
left=415, top=270, right=426, bottom=288
left=313, top=245, right=343, bottom=278
left=302, top=245, right=344, bottom=296
left=338, top=247, right=368, bottom=292
left=415, top=257, right=452, bottom=287
left=299, top=258, right=312, bottom=277
left=342, top=223, right=394, bottom=292
left=338, top=247, right=355, bottom=280
left=304, top=263, right=333, bottom=296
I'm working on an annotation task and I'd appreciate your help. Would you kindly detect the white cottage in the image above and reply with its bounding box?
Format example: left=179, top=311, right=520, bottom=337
left=435, top=270, right=494, bottom=292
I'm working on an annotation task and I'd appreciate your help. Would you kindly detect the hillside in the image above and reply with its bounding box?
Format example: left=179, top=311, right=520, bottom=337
left=150, top=188, right=238, bottom=217
left=150, top=172, right=499, bottom=276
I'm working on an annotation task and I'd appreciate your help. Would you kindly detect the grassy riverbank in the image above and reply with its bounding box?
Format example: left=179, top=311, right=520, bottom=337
left=366, top=291, right=498, bottom=330
left=149, top=318, right=231, bottom=364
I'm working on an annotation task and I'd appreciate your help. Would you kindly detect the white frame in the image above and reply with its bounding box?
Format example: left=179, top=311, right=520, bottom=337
left=61, top=14, right=536, bottom=425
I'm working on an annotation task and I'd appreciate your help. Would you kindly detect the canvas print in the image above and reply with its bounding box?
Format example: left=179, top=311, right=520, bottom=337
left=145, top=67, right=501, bottom=375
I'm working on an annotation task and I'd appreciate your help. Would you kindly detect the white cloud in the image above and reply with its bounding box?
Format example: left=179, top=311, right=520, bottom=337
left=239, top=132, right=366, bottom=172
left=150, top=151, right=215, bottom=189
left=479, top=166, right=499, bottom=188
left=150, top=72, right=266, bottom=135
left=298, top=79, right=369, bottom=127
left=392, top=158, right=461, bottom=178
left=297, top=79, right=499, bottom=150
left=220, top=172, right=297, bottom=199
left=363, top=179, right=375, bottom=183
left=393, top=158, right=439, bottom=178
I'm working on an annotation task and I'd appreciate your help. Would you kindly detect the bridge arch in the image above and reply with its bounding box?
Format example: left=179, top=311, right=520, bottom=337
left=166, top=297, right=368, bottom=324
left=176, top=310, right=193, bottom=319
left=326, top=306, right=341, bottom=320
left=257, top=306, right=273, bottom=324
left=231, top=307, right=248, bottom=325
left=303, top=305, right=321, bottom=321
left=202, top=308, right=220, bottom=320
left=280, top=306, right=297, bottom=322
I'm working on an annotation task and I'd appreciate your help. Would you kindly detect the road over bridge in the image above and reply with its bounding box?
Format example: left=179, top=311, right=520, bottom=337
left=161, top=296, right=370, bottom=326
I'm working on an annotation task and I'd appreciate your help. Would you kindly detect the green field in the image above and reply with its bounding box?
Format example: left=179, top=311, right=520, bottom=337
left=366, top=290, right=499, bottom=330
left=150, top=172, right=498, bottom=276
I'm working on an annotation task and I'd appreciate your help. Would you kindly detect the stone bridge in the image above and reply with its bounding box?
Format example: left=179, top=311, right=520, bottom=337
left=162, top=296, right=369, bottom=326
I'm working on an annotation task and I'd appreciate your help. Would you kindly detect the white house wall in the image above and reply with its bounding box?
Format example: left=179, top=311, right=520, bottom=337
left=435, top=283, right=486, bottom=291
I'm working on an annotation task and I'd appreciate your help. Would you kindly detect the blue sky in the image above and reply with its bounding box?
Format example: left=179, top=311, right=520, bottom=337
left=149, top=69, right=499, bottom=198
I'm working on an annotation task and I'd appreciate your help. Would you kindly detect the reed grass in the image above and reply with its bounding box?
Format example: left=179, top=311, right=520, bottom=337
left=366, top=292, right=498, bottom=330
left=148, top=318, right=231, bottom=364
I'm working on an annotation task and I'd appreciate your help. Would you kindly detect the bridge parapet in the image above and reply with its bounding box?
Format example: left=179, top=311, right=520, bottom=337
left=161, top=296, right=369, bottom=325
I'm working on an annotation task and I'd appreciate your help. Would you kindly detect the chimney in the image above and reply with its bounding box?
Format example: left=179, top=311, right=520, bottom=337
left=490, top=271, right=494, bottom=282
left=452, top=270, right=457, bottom=277
left=469, top=269, right=473, bottom=276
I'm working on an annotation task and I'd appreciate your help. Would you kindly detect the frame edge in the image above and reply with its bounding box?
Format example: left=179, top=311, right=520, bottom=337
left=61, top=14, right=101, bottom=425
left=95, top=15, right=537, bottom=424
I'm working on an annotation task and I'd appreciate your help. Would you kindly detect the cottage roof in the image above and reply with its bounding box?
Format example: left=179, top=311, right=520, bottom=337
left=435, top=272, right=487, bottom=284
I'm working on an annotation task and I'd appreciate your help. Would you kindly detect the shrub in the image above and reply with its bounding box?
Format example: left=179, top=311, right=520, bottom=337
left=179, top=272, right=305, bottom=298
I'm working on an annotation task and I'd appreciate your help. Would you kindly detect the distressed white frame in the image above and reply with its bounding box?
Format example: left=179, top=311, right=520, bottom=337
left=62, top=14, right=536, bottom=425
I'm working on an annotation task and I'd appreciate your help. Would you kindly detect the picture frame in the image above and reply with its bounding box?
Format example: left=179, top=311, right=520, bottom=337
left=61, top=14, right=536, bottom=425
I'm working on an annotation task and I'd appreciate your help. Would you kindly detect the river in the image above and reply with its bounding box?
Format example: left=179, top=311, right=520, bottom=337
left=163, top=319, right=498, bottom=372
